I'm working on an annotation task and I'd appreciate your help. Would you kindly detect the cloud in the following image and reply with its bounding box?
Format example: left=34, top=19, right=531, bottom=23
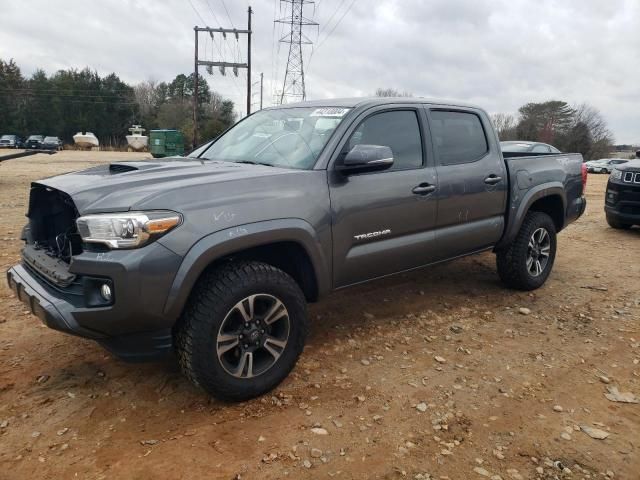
left=1, top=0, right=638, bottom=142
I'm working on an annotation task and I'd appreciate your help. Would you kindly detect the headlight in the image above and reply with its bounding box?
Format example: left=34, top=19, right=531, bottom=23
left=610, top=169, right=623, bottom=181
left=76, top=211, right=182, bottom=249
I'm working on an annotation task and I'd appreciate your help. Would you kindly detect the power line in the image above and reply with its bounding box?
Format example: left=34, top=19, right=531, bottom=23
left=307, top=0, right=357, bottom=72
left=315, top=0, right=357, bottom=50
left=317, top=0, right=344, bottom=37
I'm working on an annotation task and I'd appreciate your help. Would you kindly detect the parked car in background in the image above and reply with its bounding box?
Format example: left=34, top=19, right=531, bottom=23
left=597, top=158, right=629, bottom=174
left=0, top=134, right=24, bottom=148
left=41, top=136, right=63, bottom=151
left=605, top=155, right=640, bottom=229
left=500, top=141, right=561, bottom=154
left=24, top=135, right=44, bottom=149
left=585, top=159, right=609, bottom=173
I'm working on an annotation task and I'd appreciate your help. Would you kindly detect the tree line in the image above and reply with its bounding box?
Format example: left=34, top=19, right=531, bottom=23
left=0, top=58, right=237, bottom=148
left=492, top=101, right=613, bottom=160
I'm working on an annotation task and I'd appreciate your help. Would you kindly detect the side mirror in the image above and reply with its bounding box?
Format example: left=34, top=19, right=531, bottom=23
left=337, top=144, right=394, bottom=174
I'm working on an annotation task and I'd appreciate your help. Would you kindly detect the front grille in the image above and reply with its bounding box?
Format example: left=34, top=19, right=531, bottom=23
left=622, top=171, right=640, bottom=184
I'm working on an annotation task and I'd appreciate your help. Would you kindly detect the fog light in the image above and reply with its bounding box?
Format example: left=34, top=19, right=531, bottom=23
left=100, top=284, right=112, bottom=302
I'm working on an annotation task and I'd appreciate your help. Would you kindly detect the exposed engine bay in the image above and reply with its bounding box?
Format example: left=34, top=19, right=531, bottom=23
left=25, top=184, right=83, bottom=264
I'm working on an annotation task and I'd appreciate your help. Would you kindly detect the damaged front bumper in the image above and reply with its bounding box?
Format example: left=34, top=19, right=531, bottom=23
left=6, top=242, right=183, bottom=362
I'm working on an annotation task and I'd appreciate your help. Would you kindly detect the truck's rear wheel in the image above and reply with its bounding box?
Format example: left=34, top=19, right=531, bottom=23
left=175, top=260, right=308, bottom=401
left=496, top=212, right=557, bottom=291
left=606, top=214, right=632, bottom=230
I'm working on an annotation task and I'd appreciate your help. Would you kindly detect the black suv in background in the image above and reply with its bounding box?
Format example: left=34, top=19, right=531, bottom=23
left=605, top=152, right=640, bottom=229
left=24, top=135, right=45, bottom=149
left=0, top=134, right=24, bottom=148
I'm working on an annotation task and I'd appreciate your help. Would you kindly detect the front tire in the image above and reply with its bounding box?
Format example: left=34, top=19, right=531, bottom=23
left=175, top=260, right=308, bottom=401
left=606, top=214, right=632, bottom=230
left=496, top=212, right=557, bottom=291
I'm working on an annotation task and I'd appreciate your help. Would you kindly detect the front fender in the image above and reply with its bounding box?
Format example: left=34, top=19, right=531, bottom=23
left=496, top=182, right=566, bottom=249
left=162, top=219, right=331, bottom=319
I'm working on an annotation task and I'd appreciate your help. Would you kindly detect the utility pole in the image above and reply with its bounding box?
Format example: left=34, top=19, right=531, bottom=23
left=246, top=6, right=252, bottom=116
left=275, top=0, right=318, bottom=104
left=194, top=28, right=199, bottom=147
left=192, top=6, right=252, bottom=149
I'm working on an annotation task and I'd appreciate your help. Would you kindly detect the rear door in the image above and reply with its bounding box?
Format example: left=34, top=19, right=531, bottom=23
left=428, top=108, right=507, bottom=260
left=328, top=105, right=438, bottom=287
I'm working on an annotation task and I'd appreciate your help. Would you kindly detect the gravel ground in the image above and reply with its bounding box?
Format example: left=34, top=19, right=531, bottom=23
left=0, top=151, right=638, bottom=480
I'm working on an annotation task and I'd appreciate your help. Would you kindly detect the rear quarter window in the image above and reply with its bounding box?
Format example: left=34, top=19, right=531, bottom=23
left=431, top=110, right=488, bottom=165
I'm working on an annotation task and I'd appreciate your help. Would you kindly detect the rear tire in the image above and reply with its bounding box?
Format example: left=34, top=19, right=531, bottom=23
left=496, top=212, right=557, bottom=291
left=175, top=260, right=308, bottom=401
left=606, top=214, right=632, bottom=230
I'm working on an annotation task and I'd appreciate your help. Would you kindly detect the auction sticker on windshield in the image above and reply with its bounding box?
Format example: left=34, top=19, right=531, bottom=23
left=310, top=107, right=350, bottom=117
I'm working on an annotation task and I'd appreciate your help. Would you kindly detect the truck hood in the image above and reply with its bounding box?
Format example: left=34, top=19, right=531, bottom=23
left=35, top=157, right=308, bottom=214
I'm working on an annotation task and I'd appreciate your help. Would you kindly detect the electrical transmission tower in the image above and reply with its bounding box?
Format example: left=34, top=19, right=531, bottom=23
left=275, top=0, right=318, bottom=104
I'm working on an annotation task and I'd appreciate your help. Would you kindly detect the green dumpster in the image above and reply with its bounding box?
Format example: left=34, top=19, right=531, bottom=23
left=149, top=129, right=185, bottom=158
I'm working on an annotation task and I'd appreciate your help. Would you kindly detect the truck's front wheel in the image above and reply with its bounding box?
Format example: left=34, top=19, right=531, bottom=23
left=175, top=260, right=308, bottom=401
left=496, top=212, right=557, bottom=291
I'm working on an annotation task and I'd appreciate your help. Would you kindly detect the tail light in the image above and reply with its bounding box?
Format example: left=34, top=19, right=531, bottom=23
left=581, top=163, right=588, bottom=191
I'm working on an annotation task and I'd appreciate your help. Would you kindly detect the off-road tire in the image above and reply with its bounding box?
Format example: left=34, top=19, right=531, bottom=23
left=175, top=260, right=308, bottom=401
left=496, top=211, right=557, bottom=291
left=606, top=214, right=632, bottom=230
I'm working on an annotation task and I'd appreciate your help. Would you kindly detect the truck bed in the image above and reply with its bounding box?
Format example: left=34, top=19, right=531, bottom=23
left=499, top=152, right=585, bottom=248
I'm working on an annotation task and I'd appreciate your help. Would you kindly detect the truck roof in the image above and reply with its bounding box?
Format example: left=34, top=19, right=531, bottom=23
left=265, top=97, right=482, bottom=111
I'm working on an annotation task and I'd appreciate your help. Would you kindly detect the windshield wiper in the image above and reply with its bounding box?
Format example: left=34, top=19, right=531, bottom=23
left=235, top=160, right=274, bottom=167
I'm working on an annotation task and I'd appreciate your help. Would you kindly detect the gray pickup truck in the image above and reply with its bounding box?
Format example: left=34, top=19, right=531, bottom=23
left=7, top=98, right=586, bottom=400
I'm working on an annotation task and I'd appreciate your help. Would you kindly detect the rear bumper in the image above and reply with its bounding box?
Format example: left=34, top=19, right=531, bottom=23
left=6, top=242, right=183, bottom=361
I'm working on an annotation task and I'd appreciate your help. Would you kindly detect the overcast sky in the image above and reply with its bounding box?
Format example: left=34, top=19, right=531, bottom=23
left=1, top=0, right=638, bottom=143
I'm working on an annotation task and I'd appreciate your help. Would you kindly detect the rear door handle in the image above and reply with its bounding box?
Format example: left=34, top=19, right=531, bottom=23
left=484, top=175, right=503, bottom=185
left=412, top=183, right=436, bottom=195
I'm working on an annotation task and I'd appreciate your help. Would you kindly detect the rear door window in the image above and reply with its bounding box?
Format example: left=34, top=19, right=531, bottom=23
left=430, top=110, right=488, bottom=165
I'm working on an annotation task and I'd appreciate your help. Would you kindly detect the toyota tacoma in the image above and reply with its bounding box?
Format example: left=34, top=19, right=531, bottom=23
left=7, top=98, right=586, bottom=401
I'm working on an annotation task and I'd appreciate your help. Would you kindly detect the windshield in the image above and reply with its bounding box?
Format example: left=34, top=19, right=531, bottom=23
left=27, top=135, right=43, bottom=141
left=199, top=106, right=351, bottom=169
left=0, top=135, right=13, bottom=140
left=501, top=142, right=532, bottom=152
left=44, top=136, right=58, bottom=142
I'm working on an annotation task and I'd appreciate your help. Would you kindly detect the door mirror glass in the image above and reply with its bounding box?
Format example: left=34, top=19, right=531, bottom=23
left=338, top=144, right=394, bottom=174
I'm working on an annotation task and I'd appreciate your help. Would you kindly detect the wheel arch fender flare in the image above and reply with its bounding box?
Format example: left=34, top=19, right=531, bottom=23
left=496, top=183, right=566, bottom=250
left=162, top=219, right=331, bottom=319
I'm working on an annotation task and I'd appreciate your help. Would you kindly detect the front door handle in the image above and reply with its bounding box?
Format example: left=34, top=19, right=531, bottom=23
left=484, top=175, right=503, bottom=185
left=412, top=183, right=436, bottom=195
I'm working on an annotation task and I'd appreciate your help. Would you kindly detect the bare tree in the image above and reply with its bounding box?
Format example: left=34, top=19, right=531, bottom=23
left=491, top=113, right=518, bottom=140
left=133, top=79, right=158, bottom=118
left=570, top=103, right=614, bottom=159
left=374, top=87, right=413, bottom=97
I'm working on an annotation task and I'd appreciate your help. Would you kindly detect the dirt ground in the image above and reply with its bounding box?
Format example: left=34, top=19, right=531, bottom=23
left=0, top=151, right=638, bottom=480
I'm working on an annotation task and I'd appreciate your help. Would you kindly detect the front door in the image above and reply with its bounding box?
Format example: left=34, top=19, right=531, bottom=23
left=328, top=106, right=438, bottom=288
